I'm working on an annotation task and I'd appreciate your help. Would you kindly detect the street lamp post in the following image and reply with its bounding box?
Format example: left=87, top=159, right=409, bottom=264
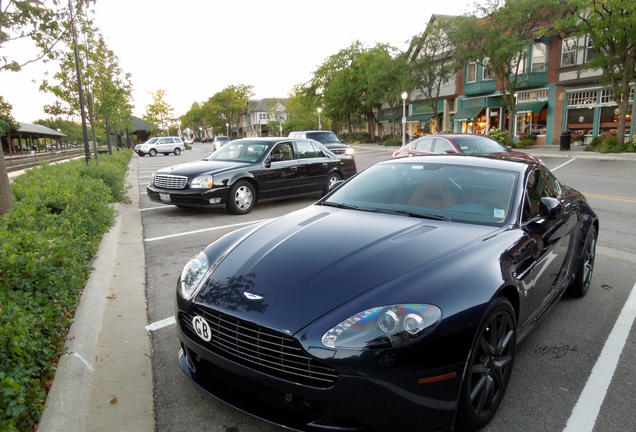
left=318, top=107, right=322, bottom=130
left=225, top=123, right=229, bottom=137
left=402, top=92, right=408, bottom=147
left=177, top=120, right=182, bottom=137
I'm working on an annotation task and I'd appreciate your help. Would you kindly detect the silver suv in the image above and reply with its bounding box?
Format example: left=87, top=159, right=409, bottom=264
left=212, top=136, right=230, bottom=151
left=135, top=136, right=185, bottom=157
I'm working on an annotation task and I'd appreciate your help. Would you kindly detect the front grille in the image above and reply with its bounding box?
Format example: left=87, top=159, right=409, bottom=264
left=180, top=307, right=338, bottom=388
left=154, top=174, right=187, bottom=189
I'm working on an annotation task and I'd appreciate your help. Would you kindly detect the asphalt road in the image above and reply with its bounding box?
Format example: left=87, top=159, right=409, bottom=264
left=137, top=143, right=636, bottom=432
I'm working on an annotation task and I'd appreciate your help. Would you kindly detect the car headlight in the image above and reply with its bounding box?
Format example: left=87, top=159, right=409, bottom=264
left=345, top=147, right=354, bottom=155
left=191, top=175, right=213, bottom=189
left=151, top=172, right=156, bottom=185
left=321, top=304, right=441, bottom=349
left=179, top=251, right=209, bottom=300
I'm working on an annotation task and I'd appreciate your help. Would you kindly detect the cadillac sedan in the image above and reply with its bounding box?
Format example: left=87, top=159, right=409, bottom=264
left=175, top=155, right=598, bottom=431
left=147, top=137, right=357, bottom=214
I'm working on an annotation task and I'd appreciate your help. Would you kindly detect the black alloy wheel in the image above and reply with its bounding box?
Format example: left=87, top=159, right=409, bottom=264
left=568, top=226, right=597, bottom=297
left=149, top=148, right=157, bottom=157
left=458, top=297, right=516, bottom=431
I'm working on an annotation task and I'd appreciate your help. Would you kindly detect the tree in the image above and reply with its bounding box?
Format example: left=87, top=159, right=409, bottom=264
left=283, top=84, right=325, bottom=132
left=453, top=0, right=562, bottom=142
left=310, top=41, right=367, bottom=133
left=553, top=0, right=636, bottom=146
left=407, top=15, right=458, bottom=132
left=0, top=0, right=74, bottom=214
left=0, top=97, right=19, bottom=213
left=180, top=102, right=208, bottom=137
left=143, top=89, right=174, bottom=136
left=201, top=84, right=254, bottom=138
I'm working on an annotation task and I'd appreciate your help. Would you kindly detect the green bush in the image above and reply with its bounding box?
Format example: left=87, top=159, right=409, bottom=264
left=341, top=132, right=371, bottom=144
left=0, top=150, right=132, bottom=431
left=487, top=128, right=511, bottom=146
left=381, top=137, right=403, bottom=147
left=515, top=139, right=535, bottom=149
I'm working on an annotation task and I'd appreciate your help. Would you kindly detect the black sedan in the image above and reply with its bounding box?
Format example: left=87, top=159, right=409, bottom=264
left=147, top=137, right=357, bottom=214
left=175, top=155, right=598, bottom=431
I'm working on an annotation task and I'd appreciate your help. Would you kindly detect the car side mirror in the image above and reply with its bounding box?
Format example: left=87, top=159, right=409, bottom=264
left=539, top=197, right=563, bottom=218
left=328, top=180, right=344, bottom=193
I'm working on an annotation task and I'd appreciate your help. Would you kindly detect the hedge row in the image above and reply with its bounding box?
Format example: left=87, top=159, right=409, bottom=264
left=0, top=150, right=132, bottom=431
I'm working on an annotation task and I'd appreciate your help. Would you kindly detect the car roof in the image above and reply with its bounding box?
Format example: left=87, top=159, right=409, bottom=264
left=382, top=153, right=537, bottom=173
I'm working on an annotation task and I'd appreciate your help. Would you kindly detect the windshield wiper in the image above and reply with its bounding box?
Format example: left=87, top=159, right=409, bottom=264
left=322, top=201, right=365, bottom=211
left=394, top=209, right=450, bottom=221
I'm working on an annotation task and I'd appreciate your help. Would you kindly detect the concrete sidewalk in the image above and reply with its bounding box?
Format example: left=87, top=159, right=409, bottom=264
left=37, top=157, right=154, bottom=432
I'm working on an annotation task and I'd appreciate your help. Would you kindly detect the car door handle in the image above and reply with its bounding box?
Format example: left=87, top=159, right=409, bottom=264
left=322, top=163, right=328, bottom=167
left=290, top=166, right=298, bottom=171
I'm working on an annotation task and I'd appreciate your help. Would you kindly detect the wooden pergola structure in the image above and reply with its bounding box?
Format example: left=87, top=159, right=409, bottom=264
left=1, top=123, right=67, bottom=156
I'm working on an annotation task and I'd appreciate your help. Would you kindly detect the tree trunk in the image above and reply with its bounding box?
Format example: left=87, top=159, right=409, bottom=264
left=0, top=146, right=14, bottom=215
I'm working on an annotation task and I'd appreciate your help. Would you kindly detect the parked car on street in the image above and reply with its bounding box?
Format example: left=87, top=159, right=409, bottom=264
left=288, top=130, right=354, bottom=157
left=175, top=154, right=598, bottom=432
left=147, top=137, right=357, bottom=214
left=392, top=133, right=540, bottom=163
left=212, top=135, right=230, bottom=151
left=135, top=136, right=185, bottom=157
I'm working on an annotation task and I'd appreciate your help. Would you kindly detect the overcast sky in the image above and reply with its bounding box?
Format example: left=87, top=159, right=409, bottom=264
left=2, top=0, right=473, bottom=123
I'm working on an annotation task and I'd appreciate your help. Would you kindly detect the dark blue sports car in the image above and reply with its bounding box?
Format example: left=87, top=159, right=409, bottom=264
left=175, top=155, right=598, bottom=432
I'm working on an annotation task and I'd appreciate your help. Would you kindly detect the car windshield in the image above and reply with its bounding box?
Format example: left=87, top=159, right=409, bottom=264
left=146, top=138, right=159, bottom=144
left=205, top=141, right=269, bottom=163
left=452, top=137, right=508, bottom=155
left=307, top=132, right=341, bottom=144
left=323, top=162, right=518, bottom=226
left=216, top=137, right=229, bottom=142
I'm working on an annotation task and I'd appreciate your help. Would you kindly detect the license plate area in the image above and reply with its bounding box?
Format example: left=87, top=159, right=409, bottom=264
left=159, top=193, right=171, bottom=202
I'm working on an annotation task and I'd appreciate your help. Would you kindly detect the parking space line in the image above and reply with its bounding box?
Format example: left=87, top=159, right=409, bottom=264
left=583, top=193, right=636, bottom=203
left=551, top=158, right=576, bottom=171
left=144, top=219, right=272, bottom=242
left=563, top=279, right=636, bottom=432
left=145, top=316, right=175, bottom=332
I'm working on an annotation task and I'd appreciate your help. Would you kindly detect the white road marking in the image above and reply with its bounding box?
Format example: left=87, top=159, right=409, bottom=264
left=551, top=158, right=576, bottom=172
left=144, top=219, right=271, bottom=242
left=145, top=316, right=175, bottom=332
left=563, top=279, right=636, bottom=432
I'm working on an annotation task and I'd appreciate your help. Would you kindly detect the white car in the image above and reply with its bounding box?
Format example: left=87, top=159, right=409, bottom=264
left=135, top=136, right=185, bottom=157
left=212, top=136, right=230, bottom=151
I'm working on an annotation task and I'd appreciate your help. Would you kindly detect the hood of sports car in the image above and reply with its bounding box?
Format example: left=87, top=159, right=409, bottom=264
left=194, top=206, right=497, bottom=335
left=156, top=160, right=250, bottom=176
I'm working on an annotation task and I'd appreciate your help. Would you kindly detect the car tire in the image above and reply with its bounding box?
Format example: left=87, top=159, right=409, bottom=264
left=149, top=148, right=157, bottom=157
left=323, top=172, right=342, bottom=196
left=174, top=148, right=181, bottom=156
left=457, top=297, right=516, bottom=431
left=227, top=180, right=255, bottom=215
left=568, top=226, right=597, bottom=298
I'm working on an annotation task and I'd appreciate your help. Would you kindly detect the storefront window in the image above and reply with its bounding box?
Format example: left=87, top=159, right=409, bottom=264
left=488, top=108, right=500, bottom=131
left=566, top=108, right=594, bottom=135
left=515, top=109, right=547, bottom=137
left=599, top=106, right=632, bottom=135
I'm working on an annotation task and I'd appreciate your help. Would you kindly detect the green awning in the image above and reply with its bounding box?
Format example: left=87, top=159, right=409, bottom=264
left=514, top=101, right=547, bottom=114
left=452, top=107, right=484, bottom=122
left=407, top=113, right=435, bottom=123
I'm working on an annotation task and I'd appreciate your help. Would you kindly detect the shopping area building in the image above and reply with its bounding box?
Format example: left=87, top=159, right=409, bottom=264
left=400, top=25, right=634, bottom=146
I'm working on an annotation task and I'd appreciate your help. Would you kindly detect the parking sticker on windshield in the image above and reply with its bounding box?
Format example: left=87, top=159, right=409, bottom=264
left=494, top=209, right=505, bottom=218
